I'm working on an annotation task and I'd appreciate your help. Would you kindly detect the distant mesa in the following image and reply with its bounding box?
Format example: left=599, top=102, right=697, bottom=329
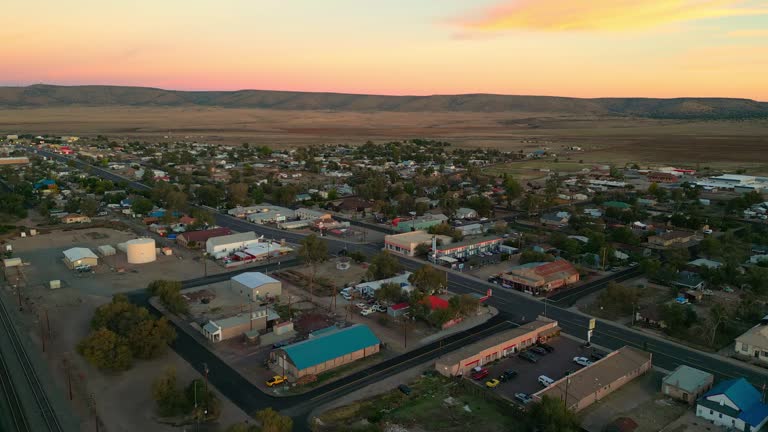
left=0, top=84, right=766, bottom=120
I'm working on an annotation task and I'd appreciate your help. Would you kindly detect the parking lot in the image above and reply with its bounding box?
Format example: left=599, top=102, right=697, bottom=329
left=468, top=336, right=607, bottom=404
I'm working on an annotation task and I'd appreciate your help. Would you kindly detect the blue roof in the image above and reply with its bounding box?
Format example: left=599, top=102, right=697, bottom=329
left=740, top=403, right=768, bottom=427
left=282, top=324, right=380, bottom=370
left=703, top=378, right=762, bottom=412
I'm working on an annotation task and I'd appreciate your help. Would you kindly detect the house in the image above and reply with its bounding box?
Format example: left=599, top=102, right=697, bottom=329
left=455, top=207, right=478, bottom=220
left=501, top=259, right=580, bottom=295
left=540, top=212, right=570, bottom=227
left=387, top=302, right=410, bottom=318
left=230, top=272, right=282, bottom=301
left=61, top=213, right=91, bottom=224
left=384, top=231, right=451, bottom=256
left=455, top=223, right=484, bottom=237
left=735, top=318, right=768, bottom=363
left=422, top=295, right=449, bottom=310
left=436, top=317, right=559, bottom=376
left=355, top=272, right=413, bottom=297
left=62, top=247, right=98, bottom=269
left=687, top=258, right=723, bottom=270
left=202, top=308, right=280, bottom=342
left=270, top=324, right=380, bottom=379
left=696, top=378, right=768, bottom=431
left=635, top=304, right=666, bottom=328
left=674, top=271, right=705, bottom=290
left=533, top=346, right=652, bottom=412
left=176, top=227, right=232, bottom=248
left=662, top=365, right=714, bottom=405
left=603, top=201, right=632, bottom=209
left=330, top=197, right=374, bottom=214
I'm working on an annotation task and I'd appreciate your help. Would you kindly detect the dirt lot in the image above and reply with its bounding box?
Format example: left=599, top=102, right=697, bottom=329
left=580, top=371, right=689, bottom=432
left=274, top=259, right=370, bottom=297
left=1, top=227, right=244, bottom=431
left=315, top=373, right=520, bottom=432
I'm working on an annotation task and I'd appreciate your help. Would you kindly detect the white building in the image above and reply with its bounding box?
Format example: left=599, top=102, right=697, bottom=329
left=230, top=272, right=282, bottom=300
left=455, top=207, right=478, bottom=220
left=245, top=206, right=296, bottom=224
left=695, top=378, right=768, bottom=432
left=355, top=272, right=413, bottom=297
left=206, top=232, right=260, bottom=257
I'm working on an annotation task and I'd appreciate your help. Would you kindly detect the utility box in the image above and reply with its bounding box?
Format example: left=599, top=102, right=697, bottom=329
left=49, top=280, right=61, bottom=290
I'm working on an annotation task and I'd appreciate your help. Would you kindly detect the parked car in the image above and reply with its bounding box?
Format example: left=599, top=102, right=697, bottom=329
left=471, top=367, right=489, bottom=380
left=361, top=308, right=375, bottom=316
left=538, top=343, right=555, bottom=352
left=265, top=376, right=287, bottom=387
left=538, top=375, right=554, bottom=387
left=356, top=302, right=368, bottom=309
left=530, top=346, right=548, bottom=356
left=499, top=370, right=518, bottom=382
left=515, top=393, right=534, bottom=404
left=519, top=352, right=539, bottom=363
left=272, top=341, right=290, bottom=349
left=573, top=356, right=592, bottom=367
left=590, top=351, right=605, bottom=361
left=373, top=305, right=387, bottom=313
left=485, top=379, right=500, bottom=388
left=398, top=384, right=412, bottom=395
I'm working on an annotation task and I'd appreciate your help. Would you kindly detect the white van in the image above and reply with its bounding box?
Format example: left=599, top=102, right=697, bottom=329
left=538, top=375, right=554, bottom=387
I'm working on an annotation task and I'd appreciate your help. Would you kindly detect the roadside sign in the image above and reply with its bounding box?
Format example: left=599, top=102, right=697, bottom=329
left=589, top=318, right=596, bottom=330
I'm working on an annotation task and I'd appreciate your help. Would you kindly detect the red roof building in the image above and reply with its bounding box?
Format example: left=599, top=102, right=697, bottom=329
left=422, top=295, right=450, bottom=310
left=646, top=172, right=679, bottom=183
left=177, top=227, right=232, bottom=248
left=501, top=259, right=580, bottom=295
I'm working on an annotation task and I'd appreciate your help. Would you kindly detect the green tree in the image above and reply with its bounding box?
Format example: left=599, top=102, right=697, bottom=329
left=152, top=367, right=188, bottom=417
left=524, top=395, right=580, bottom=432
left=148, top=280, right=188, bottom=315
left=414, top=243, right=432, bottom=258
left=79, top=197, right=99, bottom=217
left=254, top=408, right=293, bottom=432
left=227, top=183, right=250, bottom=207
left=131, top=197, right=154, bottom=215
left=408, top=265, right=445, bottom=295
left=298, top=234, right=328, bottom=298
left=366, top=251, right=404, bottom=280
left=503, top=175, right=523, bottom=208
left=128, top=317, right=176, bottom=359
left=77, top=328, right=133, bottom=371
left=449, top=294, right=480, bottom=318
left=520, top=250, right=554, bottom=264
left=427, top=223, right=463, bottom=241
left=196, top=185, right=222, bottom=207
left=465, top=195, right=493, bottom=218
left=374, top=282, right=404, bottom=303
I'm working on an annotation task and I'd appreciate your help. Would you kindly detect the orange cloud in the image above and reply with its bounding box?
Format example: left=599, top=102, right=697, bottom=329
left=457, top=0, right=768, bottom=32
left=726, top=29, right=768, bottom=37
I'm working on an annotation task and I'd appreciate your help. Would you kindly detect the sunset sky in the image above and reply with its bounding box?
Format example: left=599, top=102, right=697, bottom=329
left=3, top=0, right=767, bottom=99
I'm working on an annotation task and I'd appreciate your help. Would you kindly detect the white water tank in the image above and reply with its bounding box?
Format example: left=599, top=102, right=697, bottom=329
left=126, top=238, right=157, bottom=264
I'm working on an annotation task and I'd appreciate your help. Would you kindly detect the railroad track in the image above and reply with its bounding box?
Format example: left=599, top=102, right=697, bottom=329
left=0, top=297, right=64, bottom=432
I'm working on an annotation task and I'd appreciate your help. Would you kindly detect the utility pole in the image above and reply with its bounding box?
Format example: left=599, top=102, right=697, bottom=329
left=62, top=356, right=73, bottom=401
left=45, top=308, right=51, bottom=339
left=40, top=315, right=46, bottom=352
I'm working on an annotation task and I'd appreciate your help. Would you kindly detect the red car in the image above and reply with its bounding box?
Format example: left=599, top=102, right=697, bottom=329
left=471, top=368, right=489, bottom=380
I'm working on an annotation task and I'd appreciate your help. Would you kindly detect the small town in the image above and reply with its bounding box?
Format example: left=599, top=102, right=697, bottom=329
left=2, top=131, right=768, bottom=432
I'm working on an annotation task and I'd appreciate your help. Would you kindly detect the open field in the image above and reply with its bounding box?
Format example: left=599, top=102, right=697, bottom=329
left=2, top=106, right=768, bottom=168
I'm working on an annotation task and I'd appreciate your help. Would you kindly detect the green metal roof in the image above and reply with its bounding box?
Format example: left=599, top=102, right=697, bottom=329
left=282, top=324, right=380, bottom=370
left=663, top=365, right=713, bottom=393
left=604, top=201, right=631, bottom=209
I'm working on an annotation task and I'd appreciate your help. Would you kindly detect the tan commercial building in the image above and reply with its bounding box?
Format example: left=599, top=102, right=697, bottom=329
left=648, top=230, right=696, bottom=248
left=271, top=324, right=380, bottom=378
left=533, top=346, right=652, bottom=412
left=202, top=308, right=279, bottom=342
left=734, top=320, right=768, bottom=364
left=61, top=213, right=91, bottom=224
left=501, top=259, right=580, bottom=295
left=435, top=317, right=560, bottom=377
left=384, top=230, right=451, bottom=256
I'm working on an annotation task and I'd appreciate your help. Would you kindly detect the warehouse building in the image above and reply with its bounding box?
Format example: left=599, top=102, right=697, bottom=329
left=501, top=259, right=579, bottom=295
left=62, top=247, right=99, bottom=269
left=206, top=231, right=260, bottom=257
left=296, top=208, right=332, bottom=221
left=435, top=317, right=560, bottom=377
left=230, top=272, right=282, bottom=300
left=533, top=346, right=652, bottom=412
left=243, top=206, right=296, bottom=224
left=392, top=213, right=448, bottom=233
left=271, top=324, right=380, bottom=378
left=177, top=227, right=232, bottom=248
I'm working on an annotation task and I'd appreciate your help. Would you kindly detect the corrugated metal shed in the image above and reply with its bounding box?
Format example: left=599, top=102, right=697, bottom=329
left=282, top=324, right=380, bottom=370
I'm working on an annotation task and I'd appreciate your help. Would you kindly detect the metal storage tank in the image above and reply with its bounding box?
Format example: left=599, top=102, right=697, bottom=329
left=126, top=238, right=157, bottom=264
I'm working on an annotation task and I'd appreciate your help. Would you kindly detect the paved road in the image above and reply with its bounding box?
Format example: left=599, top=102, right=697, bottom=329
left=31, top=148, right=768, bottom=424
